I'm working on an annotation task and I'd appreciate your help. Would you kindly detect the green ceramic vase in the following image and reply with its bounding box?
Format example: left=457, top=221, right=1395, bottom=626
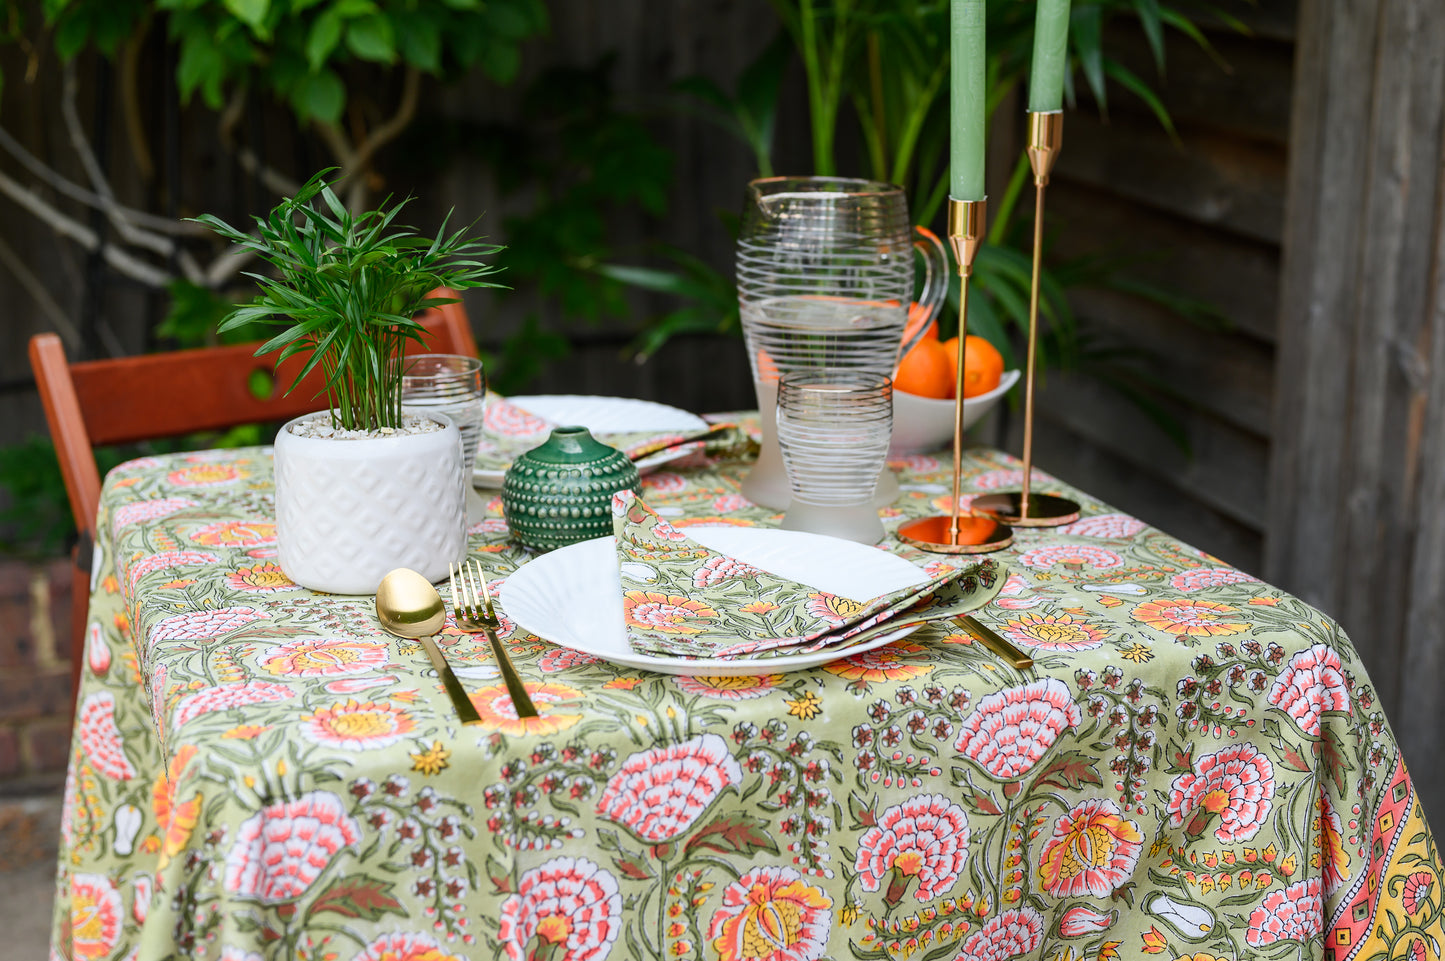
left=502, top=426, right=641, bottom=551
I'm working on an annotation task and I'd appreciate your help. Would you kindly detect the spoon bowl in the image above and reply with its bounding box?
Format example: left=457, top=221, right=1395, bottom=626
left=375, top=567, right=481, bottom=724
left=376, top=567, right=446, bottom=637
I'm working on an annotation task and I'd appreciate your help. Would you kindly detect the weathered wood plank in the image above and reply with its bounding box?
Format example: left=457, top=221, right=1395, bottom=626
left=1091, top=23, right=1295, bottom=145
left=1266, top=0, right=1381, bottom=613
left=1057, top=111, right=1287, bottom=244
left=1024, top=415, right=1264, bottom=573
left=1064, top=285, right=1276, bottom=435
left=1269, top=0, right=1445, bottom=823
left=1048, top=182, right=1282, bottom=345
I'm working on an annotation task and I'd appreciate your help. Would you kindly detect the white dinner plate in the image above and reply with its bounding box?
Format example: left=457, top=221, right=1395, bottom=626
left=474, top=395, right=710, bottom=486
left=499, top=527, right=931, bottom=676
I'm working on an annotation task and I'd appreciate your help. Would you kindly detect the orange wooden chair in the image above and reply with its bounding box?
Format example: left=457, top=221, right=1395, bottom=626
left=28, top=290, right=479, bottom=701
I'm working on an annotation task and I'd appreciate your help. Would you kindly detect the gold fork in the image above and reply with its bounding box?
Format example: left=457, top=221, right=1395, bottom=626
left=450, top=560, right=539, bottom=718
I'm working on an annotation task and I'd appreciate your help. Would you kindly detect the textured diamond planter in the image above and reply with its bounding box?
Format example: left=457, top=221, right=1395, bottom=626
left=274, top=412, right=467, bottom=594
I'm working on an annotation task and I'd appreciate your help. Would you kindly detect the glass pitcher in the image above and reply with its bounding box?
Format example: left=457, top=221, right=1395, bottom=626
left=736, top=176, right=948, bottom=510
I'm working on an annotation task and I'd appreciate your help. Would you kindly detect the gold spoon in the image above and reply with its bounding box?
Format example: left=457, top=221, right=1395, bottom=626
left=375, top=568, right=482, bottom=724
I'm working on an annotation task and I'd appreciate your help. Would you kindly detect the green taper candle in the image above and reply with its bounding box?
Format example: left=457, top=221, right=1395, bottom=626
left=950, top=0, right=987, bottom=201
left=1028, top=0, right=1072, bottom=113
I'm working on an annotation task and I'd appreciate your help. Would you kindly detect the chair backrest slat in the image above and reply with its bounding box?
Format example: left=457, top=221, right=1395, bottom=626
left=26, top=289, right=479, bottom=703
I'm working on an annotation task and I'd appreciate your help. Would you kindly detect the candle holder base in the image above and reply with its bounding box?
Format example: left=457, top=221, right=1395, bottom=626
left=971, top=491, right=1079, bottom=528
left=898, top=514, right=1013, bottom=554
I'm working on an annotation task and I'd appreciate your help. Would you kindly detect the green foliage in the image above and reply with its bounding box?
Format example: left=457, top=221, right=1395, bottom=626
left=194, top=169, right=504, bottom=431
left=0, top=436, right=94, bottom=557
left=408, top=57, right=677, bottom=395
left=36, top=0, right=548, bottom=124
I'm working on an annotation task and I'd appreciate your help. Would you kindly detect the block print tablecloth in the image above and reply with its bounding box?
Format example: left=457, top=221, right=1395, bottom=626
left=52, top=441, right=1445, bottom=961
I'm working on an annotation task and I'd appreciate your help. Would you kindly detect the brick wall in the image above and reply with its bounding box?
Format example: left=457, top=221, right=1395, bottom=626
left=0, top=559, right=73, bottom=794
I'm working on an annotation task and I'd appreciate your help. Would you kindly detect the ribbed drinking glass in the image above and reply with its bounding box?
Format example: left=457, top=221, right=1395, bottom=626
left=776, top=369, right=893, bottom=544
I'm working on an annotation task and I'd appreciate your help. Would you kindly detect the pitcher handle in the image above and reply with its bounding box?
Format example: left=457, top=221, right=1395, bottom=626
left=898, top=225, right=951, bottom=364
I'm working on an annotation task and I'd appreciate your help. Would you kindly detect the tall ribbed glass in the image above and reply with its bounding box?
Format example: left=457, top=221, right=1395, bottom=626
left=776, top=369, right=893, bottom=544
left=737, top=176, right=915, bottom=510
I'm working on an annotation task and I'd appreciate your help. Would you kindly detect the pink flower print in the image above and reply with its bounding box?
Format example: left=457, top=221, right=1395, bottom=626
left=894, top=454, right=940, bottom=473
left=693, top=555, right=762, bottom=589
left=707, top=866, right=833, bottom=961
left=110, top=497, right=196, bottom=530
left=1268, top=644, right=1350, bottom=737
left=539, top=647, right=604, bottom=672
left=354, top=932, right=461, bottom=961
left=174, top=681, right=296, bottom=728
left=260, top=637, right=390, bottom=677
left=125, top=549, right=221, bottom=593
left=86, top=622, right=110, bottom=676
left=147, top=606, right=267, bottom=648
left=223, top=791, right=360, bottom=903
left=1245, top=877, right=1323, bottom=947
left=1058, top=905, right=1116, bottom=937
left=131, top=874, right=153, bottom=925
left=497, top=857, right=621, bottom=961
left=992, top=573, right=1043, bottom=611
left=596, top=733, right=742, bottom=842
left=1167, top=742, right=1275, bottom=842
left=167, top=463, right=243, bottom=486
left=955, top=678, right=1080, bottom=780
left=641, top=471, right=687, bottom=494
left=1403, top=871, right=1435, bottom=915
left=1057, top=513, right=1146, bottom=539
left=484, top=399, right=550, bottom=437
left=303, top=699, right=416, bottom=750
left=804, top=592, right=864, bottom=627
left=622, top=591, right=718, bottom=635
left=673, top=674, right=783, bottom=700
left=77, top=692, right=135, bottom=781
left=1037, top=798, right=1142, bottom=898
left=650, top=517, right=691, bottom=541
left=1017, top=544, right=1124, bottom=572
left=971, top=469, right=1028, bottom=490
left=69, top=873, right=123, bottom=960
left=1170, top=567, right=1260, bottom=592
left=954, top=907, right=1045, bottom=961
left=712, top=494, right=750, bottom=513
left=188, top=520, right=276, bottom=547
left=854, top=794, right=970, bottom=903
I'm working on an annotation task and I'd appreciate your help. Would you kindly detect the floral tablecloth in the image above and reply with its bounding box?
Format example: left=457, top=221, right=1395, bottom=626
left=52, top=439, right=1444, bottom=961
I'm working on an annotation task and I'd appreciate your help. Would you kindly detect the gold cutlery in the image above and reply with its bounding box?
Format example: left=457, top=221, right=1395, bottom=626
left=451, top=560, right=539, bottom=718
left=624, top=423, right=748, bottom=461
left=375, top=568, right=482, bottom=724
left=958, top=615, right=1034, bottom=669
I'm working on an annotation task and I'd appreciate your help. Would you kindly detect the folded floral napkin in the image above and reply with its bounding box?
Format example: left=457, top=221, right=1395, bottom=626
left=610, top=490, right=1004, bottom=660
left=476, top=394, right=753, bottom=479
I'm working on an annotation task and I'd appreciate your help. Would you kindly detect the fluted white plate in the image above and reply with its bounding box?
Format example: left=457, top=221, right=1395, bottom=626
left=474, top=395, right=709, bottom=486
left=499, top=527, right=930, bottom=676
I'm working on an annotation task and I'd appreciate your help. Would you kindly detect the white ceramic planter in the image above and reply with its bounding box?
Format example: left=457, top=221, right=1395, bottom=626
left=273, top=412, right=467, bottom=594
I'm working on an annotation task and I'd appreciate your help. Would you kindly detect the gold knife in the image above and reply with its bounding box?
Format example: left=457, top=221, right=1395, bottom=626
left=958, top=615, right=1034, bottom=669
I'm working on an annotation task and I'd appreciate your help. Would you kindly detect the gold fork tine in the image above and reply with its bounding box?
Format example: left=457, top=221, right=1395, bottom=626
left=460, top=558, right=538, bottom=719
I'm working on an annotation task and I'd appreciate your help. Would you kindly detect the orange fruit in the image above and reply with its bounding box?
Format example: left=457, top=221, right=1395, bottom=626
left=893, top=337, right=954, bottom=399
left=942, top=335, right=1004, bottom=398
left=902, top=301, right=939, bottom=344
left=755, top=348, right=780, bottom=383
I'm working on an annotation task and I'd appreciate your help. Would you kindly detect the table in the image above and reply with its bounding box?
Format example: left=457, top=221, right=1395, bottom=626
left=52, top=439, right=1445, bottom=961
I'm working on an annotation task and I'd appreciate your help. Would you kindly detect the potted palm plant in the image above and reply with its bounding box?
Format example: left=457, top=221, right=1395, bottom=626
left=196, top=171, right=502, bottom=594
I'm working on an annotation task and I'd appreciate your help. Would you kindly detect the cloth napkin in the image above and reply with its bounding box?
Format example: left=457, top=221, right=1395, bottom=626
left=476, top=394, right=753, bottom=476
left=610, top=490, right=1005, bottom=660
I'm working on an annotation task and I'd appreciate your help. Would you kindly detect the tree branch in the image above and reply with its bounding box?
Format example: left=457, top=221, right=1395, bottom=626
left=0, top=232, right=80, bottom=346
left=0, top=167, right=173, bottom=288
left=315, top=66, right=422, bottom=208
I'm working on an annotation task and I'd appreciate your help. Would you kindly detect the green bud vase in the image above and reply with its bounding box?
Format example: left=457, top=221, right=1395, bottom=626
left=502, top=426, right=642, bottom=552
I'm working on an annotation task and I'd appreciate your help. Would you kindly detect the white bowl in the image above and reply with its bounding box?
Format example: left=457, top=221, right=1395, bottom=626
left=889, top=369, right=1021, bottom=456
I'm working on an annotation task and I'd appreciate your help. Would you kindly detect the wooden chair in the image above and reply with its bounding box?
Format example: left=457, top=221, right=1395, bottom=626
left=28, top=290, right=479, bottom=701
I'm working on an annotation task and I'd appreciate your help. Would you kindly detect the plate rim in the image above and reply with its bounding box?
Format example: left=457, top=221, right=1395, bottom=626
left=499, top=527, right=937, bottom=676
left=474, top=394, right=708, bottom=486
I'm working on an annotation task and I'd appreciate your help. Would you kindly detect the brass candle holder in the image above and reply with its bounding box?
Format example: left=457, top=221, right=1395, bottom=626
left=898, top=197, right=1013, bottom=555
left=972, top=111, right=1080, bottom=528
